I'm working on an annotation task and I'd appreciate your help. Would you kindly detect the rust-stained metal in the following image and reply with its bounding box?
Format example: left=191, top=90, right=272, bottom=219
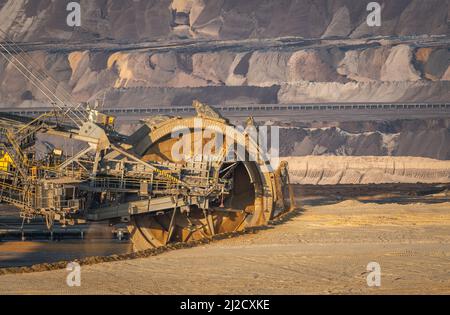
left=0, top=101, right=294, bottom=250
left=0, top=34, right=294, bottom=251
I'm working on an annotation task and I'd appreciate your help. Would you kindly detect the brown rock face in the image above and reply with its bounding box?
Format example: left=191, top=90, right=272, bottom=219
left=0, top=1, right=448, bottom=107
left=380, top=45, right=421, bottom=82
left=0, top=43, right=448, bottom=107
left=279, top=119, right=450, bottom=160
left=338, top=47, right=392, bottom=82
left=0, top=0, right=448, bottom=41
left=289, top=50, right=344, bottom=83
left=415, top=48, right=450, bottom=81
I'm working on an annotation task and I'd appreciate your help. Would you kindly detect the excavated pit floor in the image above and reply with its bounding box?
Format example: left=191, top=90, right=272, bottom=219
left=0, top=185, right=449, bottom=294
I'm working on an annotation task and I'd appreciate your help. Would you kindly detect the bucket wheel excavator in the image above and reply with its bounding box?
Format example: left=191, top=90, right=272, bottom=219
left=126, top=107, right=295, bottom=250
left=0, top=33, right=295, bottom=251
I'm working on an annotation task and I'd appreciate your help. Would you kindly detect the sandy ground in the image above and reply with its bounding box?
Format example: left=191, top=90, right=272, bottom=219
left=0, top=199, right=449, bottom=295
left=0, top=241, right=132, bottom=268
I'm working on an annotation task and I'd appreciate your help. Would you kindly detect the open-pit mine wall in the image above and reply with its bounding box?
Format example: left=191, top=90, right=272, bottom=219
left=0, top=0, right=448, bottom=107
left=284, top=156, right=450, bottom=185
left=0, top=43, right=448, bottom=108
left=278, top=118, right=450, bottom=160
left=0, top=0, right=448, bottom=42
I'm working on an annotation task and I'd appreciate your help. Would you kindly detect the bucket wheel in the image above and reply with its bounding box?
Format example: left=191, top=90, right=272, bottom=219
left=127, top=115, right=278, bottom=251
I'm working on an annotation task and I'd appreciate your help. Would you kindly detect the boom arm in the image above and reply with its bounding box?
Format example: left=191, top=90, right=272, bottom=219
left=0, top=29, right=88, bottom=128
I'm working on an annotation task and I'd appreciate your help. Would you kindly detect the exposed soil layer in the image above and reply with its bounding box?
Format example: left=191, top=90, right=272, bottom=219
left=285, top=156, right=450, bottom=184
left=1, top=0, right=448, bottom=42
left=0, top=1, right=448, bottom=107
left=0, top=192, right=448, bottom=294
left=278, top=118, right=450, bottom=160
left=1, top=42, right=448, bottom=107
